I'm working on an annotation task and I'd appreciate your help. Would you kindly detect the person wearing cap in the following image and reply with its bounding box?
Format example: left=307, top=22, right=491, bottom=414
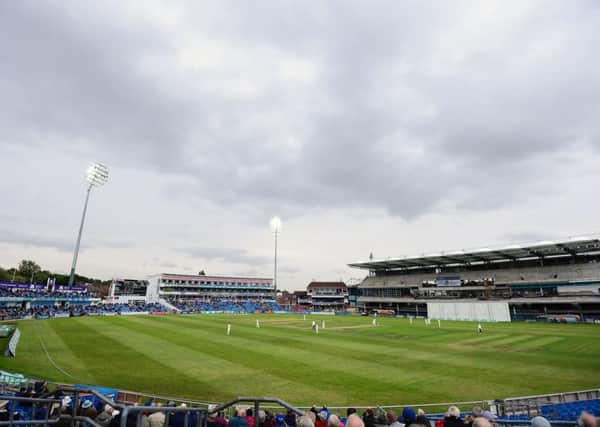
left=96, top=404, right=118, bottom=427
left=275, top=413, right=287, bottom=427
left=207, top=405, right=228, bottom=427
left=402, top=408, right=417, bottom=427
left=79, top=399, right=98, bottom=421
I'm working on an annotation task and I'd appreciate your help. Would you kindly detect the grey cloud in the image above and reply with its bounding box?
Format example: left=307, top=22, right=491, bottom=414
left=177, top=246, right=271, bottom=267
left=0, top=229, right=74, bottom=253
left=0, top=229, right=133, bottom=253
left=2, top=1, right=600, bottom=221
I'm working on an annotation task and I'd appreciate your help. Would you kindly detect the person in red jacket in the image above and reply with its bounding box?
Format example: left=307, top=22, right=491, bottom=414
left=315, top=411, right=328, bottom=427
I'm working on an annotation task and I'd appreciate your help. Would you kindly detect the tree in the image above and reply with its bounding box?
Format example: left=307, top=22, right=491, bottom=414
left=0, top=267, right=9, bottom=282
left=18, top=260, right=41, bottom=281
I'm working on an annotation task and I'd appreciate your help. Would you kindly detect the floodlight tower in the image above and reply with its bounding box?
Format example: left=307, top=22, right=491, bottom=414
left=68, top=163, right=109, bottom=286
left=270, top=216, right=282, bottom=294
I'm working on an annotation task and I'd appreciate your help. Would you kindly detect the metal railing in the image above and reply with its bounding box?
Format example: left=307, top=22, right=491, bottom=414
left=0, top=395, right=62, bottom=426
left=1, top=380, right=597, bottom=427
left=500, top=388, right=600, bottom=418
left=427, top=416, right=577, bottom=427
left=0, top=388, right=305, bottom=427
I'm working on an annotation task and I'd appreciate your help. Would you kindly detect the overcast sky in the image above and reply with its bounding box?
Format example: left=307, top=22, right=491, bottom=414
left=1, top=1, right=599, bottom=290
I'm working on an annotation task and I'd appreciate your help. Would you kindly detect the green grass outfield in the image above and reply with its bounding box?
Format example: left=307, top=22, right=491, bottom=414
left=1, top=314, right=599, bottom=406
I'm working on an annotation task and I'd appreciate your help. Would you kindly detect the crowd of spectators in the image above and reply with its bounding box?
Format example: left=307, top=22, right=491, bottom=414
left=168, top=299, right=281, bottom=314
left=0, top=288, right=92, bottom=299
left=0, top=303, right=169, bottom=321
left=0, top=296, right=284, bottom=321
left=202, top=404, right=600, bottom=427
left=2, top=389, right=600, bottom=427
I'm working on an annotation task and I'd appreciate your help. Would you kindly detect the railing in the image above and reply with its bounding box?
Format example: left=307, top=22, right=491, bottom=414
left=2, top=379, right=598, bottom=427
left=0, top=395, right=62, bottom=426
left=0, top=387, right=305, bottom=427
left=427, top=416, right=577, bottom=427
left=500, top=388, right=600, bottom=417
left=116, top=395, right=305, bottom=427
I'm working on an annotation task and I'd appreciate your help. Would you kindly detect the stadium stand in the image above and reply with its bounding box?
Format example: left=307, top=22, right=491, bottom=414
left=540, top=400, right=600, bottom=420
left=348, top=238, right=600, bottom=321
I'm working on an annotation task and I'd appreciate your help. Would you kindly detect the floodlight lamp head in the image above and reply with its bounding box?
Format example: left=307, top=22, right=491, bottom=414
left=86, top=163, right=109, bottom=187
left=270, top=216, right=282, bottom=233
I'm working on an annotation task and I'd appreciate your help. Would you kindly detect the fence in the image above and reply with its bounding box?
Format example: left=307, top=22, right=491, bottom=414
left=500, top=388, right=600, bottom=418
left=0, top=386, right=306, bottom=427
left=0, top=394, right=62, bottom=426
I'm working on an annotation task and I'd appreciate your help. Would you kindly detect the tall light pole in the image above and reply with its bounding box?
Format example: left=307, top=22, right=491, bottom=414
left=270, top=216, right=282, bottom=296
left=68, top=163, right=109, bottom=286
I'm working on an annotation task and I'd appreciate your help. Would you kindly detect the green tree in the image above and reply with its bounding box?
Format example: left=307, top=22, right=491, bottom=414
left=18, top=260, right=41, bottom=281
left=0, top=266, right=9, bottom=282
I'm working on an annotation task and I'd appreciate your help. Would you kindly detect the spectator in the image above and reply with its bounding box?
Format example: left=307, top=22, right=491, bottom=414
left=96, top=404, right=119, bottom=427
left=481, top=412, right=496, bottom=425
left=207, top=405, right=228, bottom=427
left=80, top=400, right=98, bottom=420
left=414, top=414, right=429, bottom=427
left=275, top=414, right=286, bottom=427
left=374, top=414, right=387, bottom=427
left=264, top=411, right=275, bottom=427
left=363, top=409, right=376, bottom=427
left=229, top=409, right=250, bottom=427
left=148, top=404, right=166, bottom=427
left=347, top=415, right=365, bottom=427
left=530, top=417, right=551, bottom=427
left=298, top=415, right=315, bottom=427
left=316, top=411, right=329, bottom=427
left=443, top=407, right=462, bottom=427
left=387, top=411, right=404, bottom=427
left=402, top=408, right=417, bottom=427
left=472, top=419, right=492, bottom=427
left=258, top=411, right=267, bottom=427
left=471, top=408, right=483, bottom=419
left=578, top=413, right=599, bottom=427
left=170, top=404, right=190, bottom=427
left=285, top=410, right=297, bottom=427
left=329, top=415, right=342, bottom=427
left=247, top=409, right=256, bottom=427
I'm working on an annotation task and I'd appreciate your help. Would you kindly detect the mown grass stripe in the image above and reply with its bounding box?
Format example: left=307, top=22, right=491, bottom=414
left=5, top=314, right=600, bottom=405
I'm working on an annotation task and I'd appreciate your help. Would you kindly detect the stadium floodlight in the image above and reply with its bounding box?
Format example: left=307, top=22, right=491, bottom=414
left=270, top=216, right=282, bottom=294
left=68, top=163, right=109, bottom=286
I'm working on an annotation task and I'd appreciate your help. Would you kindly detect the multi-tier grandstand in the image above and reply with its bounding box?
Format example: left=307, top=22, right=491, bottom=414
left=348, top=237, right=600, bottom=321
left=110, top=273, right=278, bottom=314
